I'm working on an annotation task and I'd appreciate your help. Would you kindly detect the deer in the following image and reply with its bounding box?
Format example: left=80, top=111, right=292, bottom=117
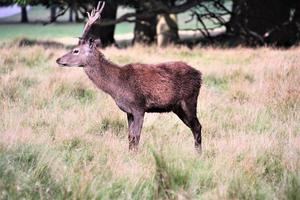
left=56, top=2, right=203, bottom=152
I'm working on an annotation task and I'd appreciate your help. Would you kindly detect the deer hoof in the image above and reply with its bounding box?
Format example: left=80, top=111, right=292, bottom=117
left=129, top=144, right=139, bottom=152
left=195, top=144, right=202, bottom=154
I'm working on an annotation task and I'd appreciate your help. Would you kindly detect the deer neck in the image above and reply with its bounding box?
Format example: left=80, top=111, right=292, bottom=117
left=84, top=51, right=121, bottom=99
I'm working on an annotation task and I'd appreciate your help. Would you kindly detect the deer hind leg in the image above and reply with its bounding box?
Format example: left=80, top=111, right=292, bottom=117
left=127, top=111, right=144, bottom=151
left=173, top=100, right=202, bottom=152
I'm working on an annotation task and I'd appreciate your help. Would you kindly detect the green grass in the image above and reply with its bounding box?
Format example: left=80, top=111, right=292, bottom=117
left=86, top=117, right=126, bottom=136
left=0, top=23, right=134, bottom=40
left=0, top=42, right=299, bottom=199
left=0, top=144, right=65, bottom=199
left=0, top=24, right=82, bottom=40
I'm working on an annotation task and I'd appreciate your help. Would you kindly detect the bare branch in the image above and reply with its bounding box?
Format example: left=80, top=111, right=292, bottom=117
left=214, top=0, right=233, bottom=15
left=97, top=0, right=204, bottom=26
left=194, top=12, right=212, bottom=40
left=44, top=6, right=69, bottom=25
left=47, top=0, right=203, bottom=27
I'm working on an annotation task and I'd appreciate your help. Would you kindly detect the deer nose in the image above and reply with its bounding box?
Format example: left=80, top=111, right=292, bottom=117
left=56, top=58, right=61, bottom=64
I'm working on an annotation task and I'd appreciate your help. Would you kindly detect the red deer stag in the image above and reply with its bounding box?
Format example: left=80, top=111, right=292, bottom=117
left=56, top=2, right=203, bottom=152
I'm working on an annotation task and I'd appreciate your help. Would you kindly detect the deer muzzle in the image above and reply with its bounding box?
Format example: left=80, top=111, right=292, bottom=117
left=56, top=58, right=68, bottom=67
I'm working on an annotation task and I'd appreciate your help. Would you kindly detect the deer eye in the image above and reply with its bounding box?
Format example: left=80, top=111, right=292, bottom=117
left=73, top=49, right=80, bottom=54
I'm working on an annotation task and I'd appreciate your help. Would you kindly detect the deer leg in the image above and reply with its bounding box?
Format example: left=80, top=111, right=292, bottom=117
left=183, top=100, right=202, bottom=152
left=173, top=100, right=202, bottom=152
left=128, top=111, right=144, bottom=151
left=173, top=104, right=190, bottom=126
left=127, top=113, right=133, bottom=129
left=190, top=117, right=202, bottom=152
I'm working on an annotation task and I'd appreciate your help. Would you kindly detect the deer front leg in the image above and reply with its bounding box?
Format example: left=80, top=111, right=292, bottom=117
left=128, top=112, right=144, bottom=151
left=127, top=113, right=133, bottom=129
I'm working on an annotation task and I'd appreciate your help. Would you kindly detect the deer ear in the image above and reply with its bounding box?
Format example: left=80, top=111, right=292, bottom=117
left=94, top=39, right=102, bottom=48
left=78, top=38, right=84, bottom=45
left=88, top=38, right=94, bottom=49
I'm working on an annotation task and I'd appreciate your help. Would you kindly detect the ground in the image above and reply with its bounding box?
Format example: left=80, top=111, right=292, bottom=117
left=0, top=39, right=299, bottom=199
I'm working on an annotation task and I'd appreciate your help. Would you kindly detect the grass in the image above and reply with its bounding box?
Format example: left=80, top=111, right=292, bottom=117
left=0, top=1, right=232, bottom=41
left=0, top=23, right=135, bottom=41
left=0, top=39, right=299, bottom=199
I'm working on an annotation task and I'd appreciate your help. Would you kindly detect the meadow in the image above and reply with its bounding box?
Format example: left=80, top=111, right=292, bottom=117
left=0, top=39, right=299, bottom=199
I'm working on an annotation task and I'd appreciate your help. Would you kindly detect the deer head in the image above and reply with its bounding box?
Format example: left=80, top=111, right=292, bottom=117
left=56, top=1, right=105, bottom=67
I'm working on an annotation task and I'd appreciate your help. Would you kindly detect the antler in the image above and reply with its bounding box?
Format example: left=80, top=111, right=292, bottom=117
left=79, top=1, right=106, bottom=44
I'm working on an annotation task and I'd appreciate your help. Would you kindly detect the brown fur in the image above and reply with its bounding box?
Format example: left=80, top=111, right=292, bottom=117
left=57, top=43, right=202, bottom=151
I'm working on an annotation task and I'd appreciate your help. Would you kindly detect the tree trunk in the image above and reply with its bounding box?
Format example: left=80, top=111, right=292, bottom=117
left=263, top=1, right=300, bottom=46
left=50, top=5, right=56, bottom=22
left=89, top=2, right=118, bottom=47
left=69, top=7, right=73, bottom=22
left=227, top=0, right=293, bottom=45
left=133, top=12, right=157, bottom=44
left=156, top=14, right=179, bottom=47
left=21, top=6, right=28, bottom=23
left=294, top=0, right=300, bottom=23
left=74, top=2, right=80, bottom=22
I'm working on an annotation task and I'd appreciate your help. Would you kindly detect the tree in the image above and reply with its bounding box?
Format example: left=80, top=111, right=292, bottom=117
left=47, top=0, right=199, bottom=46
left=50, top=4, right=57, bottom=22
left=133, top=1, right=156, bottom=44
left=47, top=0, right=300, bottom=46
left=179, top=0, right=300, bottom=46
left=0, top=0, right=29, bottom=22
left=20, top=5, right=28, bottom=22
left=157, top=13, right=179, bottom=47
left=89, top=0, right=118, bottom=47
left=11, top=0, right=41, bottom=23
left=132, top=0, right=180, bottom=46
left=45, top=0, right=118, bottom=46
left=156, top=0, right=179, bottom=46
left=119, top=0, right=199, bottom=45
left=227, top=0, right=298, bottom=46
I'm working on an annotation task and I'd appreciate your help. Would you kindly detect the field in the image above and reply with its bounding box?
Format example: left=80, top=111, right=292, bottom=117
left=0, top=2, right=232, bottom=41
left=0, top=38, right=299, bottom=199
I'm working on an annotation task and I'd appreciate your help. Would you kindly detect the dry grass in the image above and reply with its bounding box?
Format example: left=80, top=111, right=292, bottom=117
left=0, top=41, right=299, bottom=199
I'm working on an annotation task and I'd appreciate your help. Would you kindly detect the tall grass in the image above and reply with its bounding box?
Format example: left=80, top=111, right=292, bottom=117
left=0, top=41, right=299, bottom=199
